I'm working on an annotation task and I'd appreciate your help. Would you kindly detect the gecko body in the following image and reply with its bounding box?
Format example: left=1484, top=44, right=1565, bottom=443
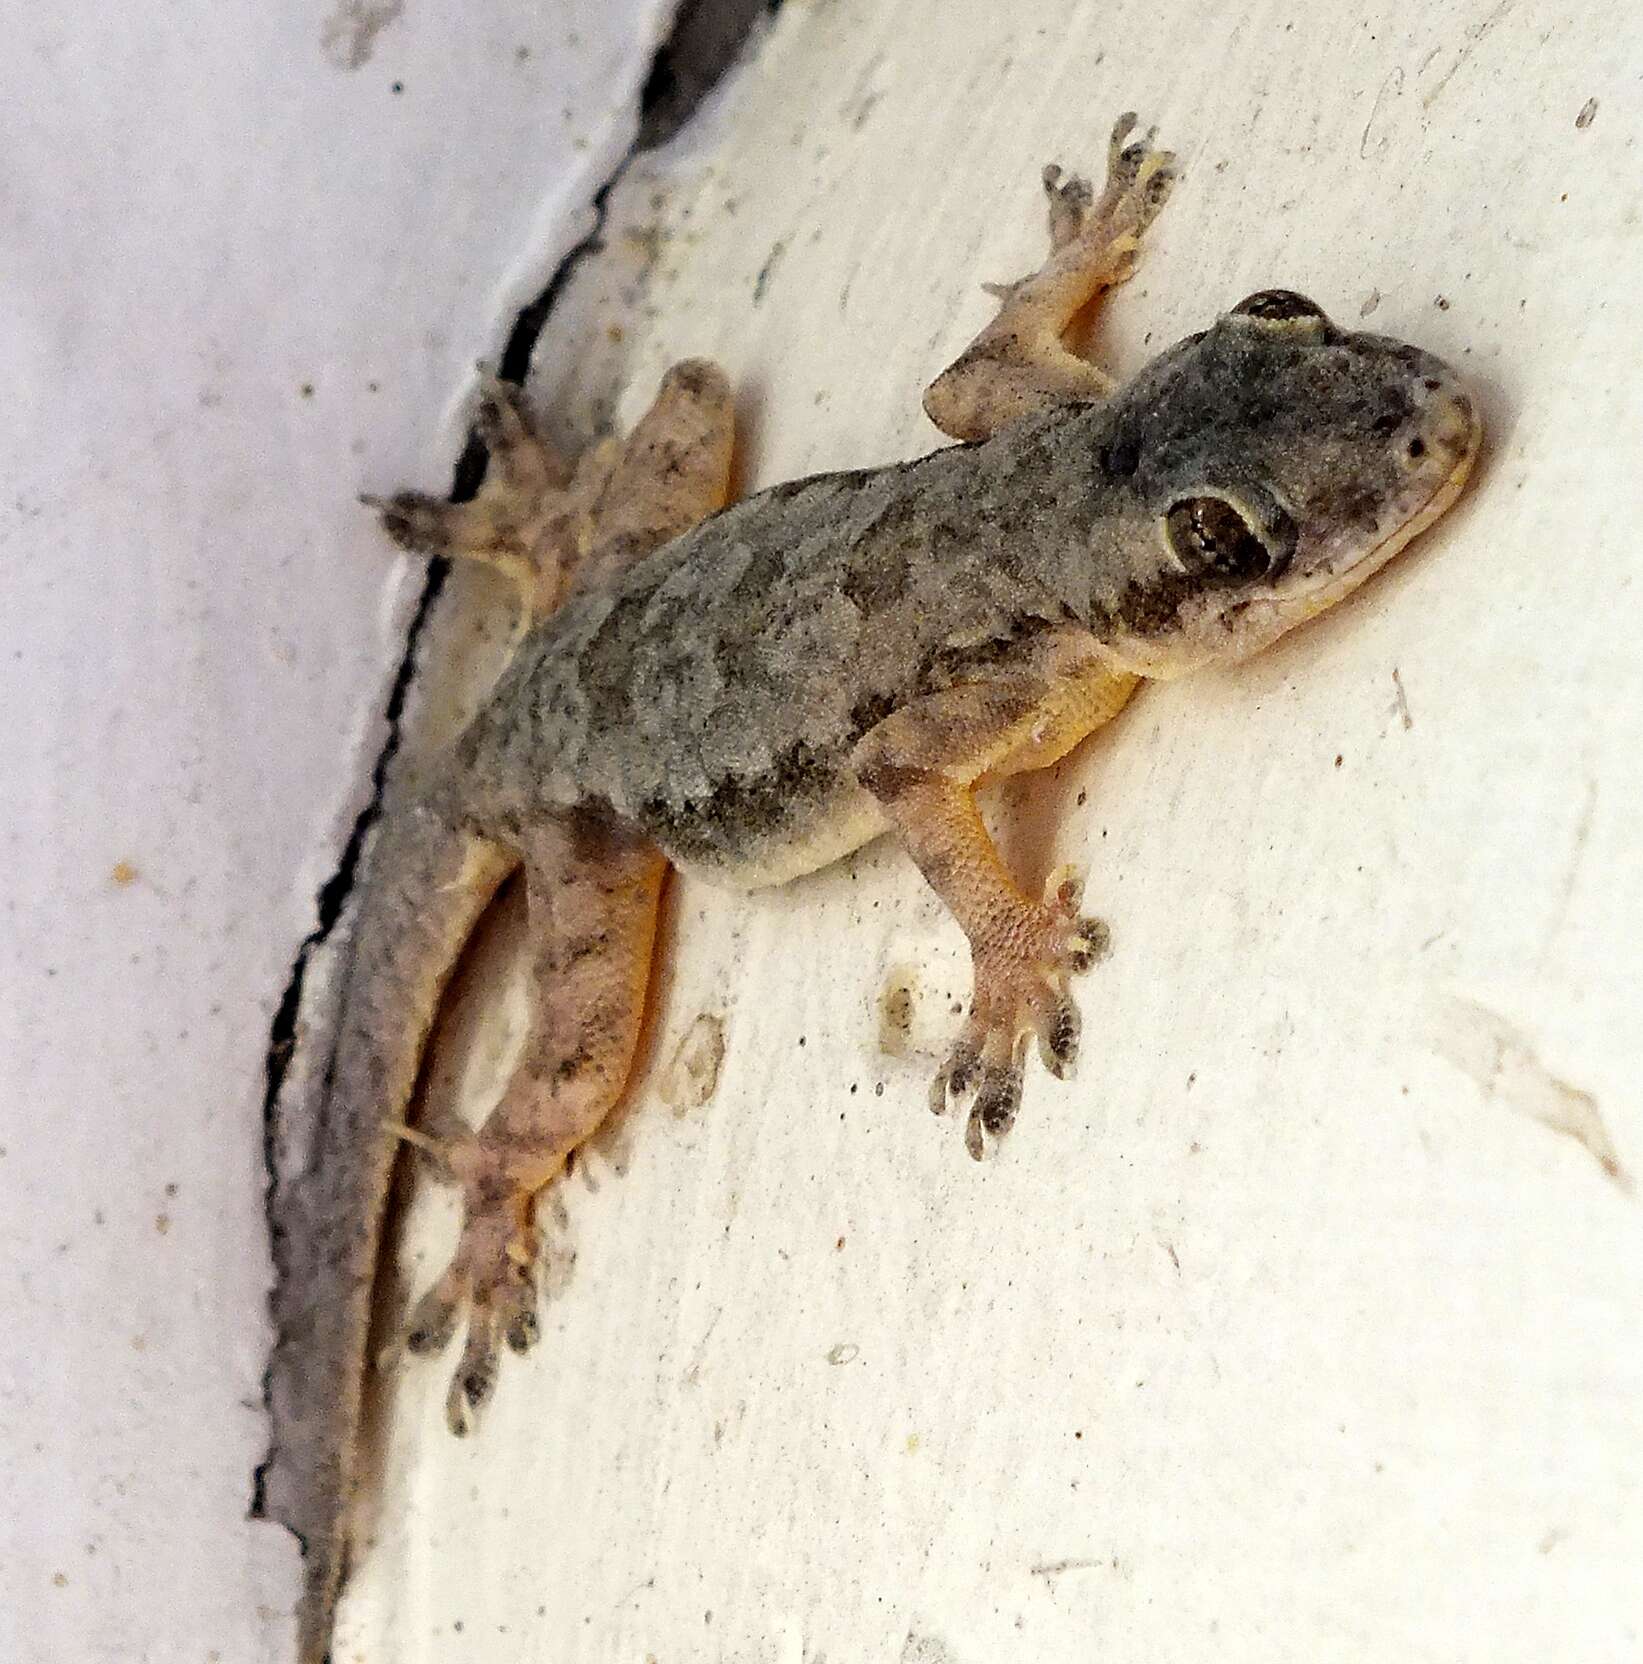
left=472, top=315, right=1470, bottom=885
left=258, top=118, right=1479, bottom=1662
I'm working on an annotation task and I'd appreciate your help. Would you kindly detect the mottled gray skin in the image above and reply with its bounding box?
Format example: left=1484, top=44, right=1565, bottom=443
left=459, top=305, right=1475, bottom=880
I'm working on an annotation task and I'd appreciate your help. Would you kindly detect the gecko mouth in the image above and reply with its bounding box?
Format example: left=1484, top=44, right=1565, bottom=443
left=1243, top=384, right=1482, bottom=641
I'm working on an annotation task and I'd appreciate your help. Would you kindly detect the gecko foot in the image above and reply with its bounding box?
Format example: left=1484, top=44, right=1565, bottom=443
left=930, top=113, right=1177, bottom=441
left=365, top=378, right=552, bottom=552
left=930, top=868, right=1110, bottom=1160
left=397, top=1123, right=545, bottom=1435
left=1045, top=112, right=1176, bottom=276
left=362, top=370, right=602, bottom=615
left=980, top=117, right=1175, bottom=307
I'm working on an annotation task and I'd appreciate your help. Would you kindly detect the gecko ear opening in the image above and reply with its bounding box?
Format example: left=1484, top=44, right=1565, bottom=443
left=1164, top=496, right=1293, bottom=583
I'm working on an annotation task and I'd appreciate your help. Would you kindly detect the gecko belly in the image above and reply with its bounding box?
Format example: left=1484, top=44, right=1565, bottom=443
left=651, top=778, right=889, bottom=892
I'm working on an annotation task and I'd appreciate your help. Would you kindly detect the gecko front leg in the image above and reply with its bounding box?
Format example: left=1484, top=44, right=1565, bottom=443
left=854, top=630, right=1138, bottom=1158
left=924, top=112, right=1176, bottom=441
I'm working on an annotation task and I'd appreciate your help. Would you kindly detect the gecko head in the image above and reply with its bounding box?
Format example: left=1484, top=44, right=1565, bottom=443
left=1092, top=289, right=1481, bottom=676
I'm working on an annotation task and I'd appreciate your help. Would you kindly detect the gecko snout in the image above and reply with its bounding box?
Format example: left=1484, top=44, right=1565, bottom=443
left=1415, top=385, right=1479, bottom=473
left=1399, top=353, right=1482, bottom=480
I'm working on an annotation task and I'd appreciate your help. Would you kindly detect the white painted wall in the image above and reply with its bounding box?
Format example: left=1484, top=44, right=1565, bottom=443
left=0, top=4, right=673, bottom=1659
left=9, top=1, right=1641, bottom=1662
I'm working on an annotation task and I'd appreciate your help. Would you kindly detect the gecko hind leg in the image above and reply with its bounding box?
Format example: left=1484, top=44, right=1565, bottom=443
left=380, top=356, right=734, bottom=1431
left=364, top=372, right=596, bottom=620
left=402, top=811, right=670, bottom=1435
left=923, top=112, right=1177, bottom=442
left=365, top=357, right=733, bottom=618
left=581, top=358, right=735, bottom=580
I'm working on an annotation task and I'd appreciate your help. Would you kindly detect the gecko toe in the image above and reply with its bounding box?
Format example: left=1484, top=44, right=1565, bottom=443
left=1037, top=993, right=1081, bottom=1078
left=1066, top=916, right=1111, bottom=974
left=975, top=1063, right=1023, bottom=1138
left=964, top=1105, right=987, bottom=1161
left=1142, top=156, right=1177, bottom=212
left=941, top=1030, right=1024, bottom=1157
left=1045, top=865, right=1085, bottom=914
left=504, top=1308, right=540, bottom=1355
left=1042, top=162, right=1095, bottom=248
left=365, top=489, right=462, bottom=557
left=445, top=1385, right=476, bottom=1439
left=404, top=1278, right=463, bottom=1356
left=446, top=1310, right=502, bottom=1437
left=500, top=1271, right=542, bottom=1354
left=486, top=1220, right=543, bottom=1357
left=940, top=1038, right=982, bottom=1106
left=1107, top=111, right=1140, bottom=172
left=472, top=371, right=518, bottom=443
left=929, top=1036, right=973, bottom=1116
left=927, top=1068, right=952, bottom=1116
left=1042, top=868, right=1110, bottom=973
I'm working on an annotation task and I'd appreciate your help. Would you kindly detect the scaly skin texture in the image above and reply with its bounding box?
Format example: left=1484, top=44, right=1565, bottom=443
left=258, top=115, right=1481, bottom=1662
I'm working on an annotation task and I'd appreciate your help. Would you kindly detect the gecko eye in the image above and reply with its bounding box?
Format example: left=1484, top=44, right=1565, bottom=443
left=1232, top=289, right=1328, bottom=323
left=1164, top=497, right=1277, bottom=583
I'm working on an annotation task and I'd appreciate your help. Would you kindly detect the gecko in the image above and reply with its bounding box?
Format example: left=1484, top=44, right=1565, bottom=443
left=257, top=115, right=1480, bottom=1662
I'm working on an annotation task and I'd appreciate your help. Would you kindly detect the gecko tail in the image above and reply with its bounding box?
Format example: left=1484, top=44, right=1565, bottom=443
left=256, top=789, right=514, bottom=1663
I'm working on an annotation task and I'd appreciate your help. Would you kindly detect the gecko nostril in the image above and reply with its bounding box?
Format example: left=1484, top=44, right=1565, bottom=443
left=1417, top=389, right=1480, bottom=466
